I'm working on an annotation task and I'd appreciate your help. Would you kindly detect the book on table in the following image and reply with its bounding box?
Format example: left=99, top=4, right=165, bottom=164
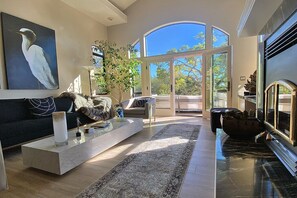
left=92, top=121, right=110, bottom=128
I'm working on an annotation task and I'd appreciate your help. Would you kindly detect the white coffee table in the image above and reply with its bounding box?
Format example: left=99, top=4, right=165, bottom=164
left=22, top=118, right=143, bottom=175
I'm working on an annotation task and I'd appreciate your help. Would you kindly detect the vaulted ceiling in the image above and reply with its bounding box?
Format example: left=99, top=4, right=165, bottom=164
left=61, top=0, right=283, bottom=37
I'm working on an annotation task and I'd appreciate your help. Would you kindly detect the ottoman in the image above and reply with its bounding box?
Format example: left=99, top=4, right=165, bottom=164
left=210, top=108, right=241, bottom=133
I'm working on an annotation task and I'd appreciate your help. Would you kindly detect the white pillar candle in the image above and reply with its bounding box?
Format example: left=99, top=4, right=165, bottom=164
left=52, top=111, right=68, bottom=146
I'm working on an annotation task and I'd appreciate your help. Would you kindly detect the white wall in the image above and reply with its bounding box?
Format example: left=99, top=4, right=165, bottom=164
left=0, top=0, right=107, bottom=99
left=108, top=0, right=258, bottom=107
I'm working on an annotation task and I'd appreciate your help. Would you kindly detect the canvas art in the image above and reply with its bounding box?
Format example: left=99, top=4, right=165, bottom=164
left=1, top=13, right=59, bottom=89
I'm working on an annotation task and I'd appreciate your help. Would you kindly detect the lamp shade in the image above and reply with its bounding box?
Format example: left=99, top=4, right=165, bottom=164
left=52, top=111, right=68, bottom=146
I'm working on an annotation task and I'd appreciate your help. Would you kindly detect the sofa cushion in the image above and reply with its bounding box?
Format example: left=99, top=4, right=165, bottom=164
left=124, top=107, right=145, bottom=115
left=27, top=97, right=56, bottom=117
left=0, top=99, right=32, bottom=124
left=132, top=99, right=148, bottom=107
left=54, top=97, right=74, bottom=112
left=0, top=117, right=53, bottom=148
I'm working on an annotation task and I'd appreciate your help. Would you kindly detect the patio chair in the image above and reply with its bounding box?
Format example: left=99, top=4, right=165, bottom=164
left=120, top=96, right=156, bottom=124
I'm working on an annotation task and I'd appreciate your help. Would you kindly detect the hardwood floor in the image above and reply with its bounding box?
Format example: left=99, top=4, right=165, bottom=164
left=0, top=114, right=215, bottom=198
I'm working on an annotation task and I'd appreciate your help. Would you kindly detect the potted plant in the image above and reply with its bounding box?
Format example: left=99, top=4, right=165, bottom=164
left=244, top=70, right=256, bottom=95
left=94, top=40, right=142, bottom=103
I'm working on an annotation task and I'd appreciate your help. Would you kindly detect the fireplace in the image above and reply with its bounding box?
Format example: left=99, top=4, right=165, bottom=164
left=265, top=80, right=297, bottom=146
left=263, top=9, right=297, bottom=176
left=264, top=80, right=297, bottom=176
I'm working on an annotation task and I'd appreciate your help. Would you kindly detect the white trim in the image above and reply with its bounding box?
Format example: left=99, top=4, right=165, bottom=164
left=143, top=21, right=206, bottom=37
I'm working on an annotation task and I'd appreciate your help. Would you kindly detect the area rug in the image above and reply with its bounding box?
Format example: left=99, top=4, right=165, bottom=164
left=77, top=124, right=200, bottom=198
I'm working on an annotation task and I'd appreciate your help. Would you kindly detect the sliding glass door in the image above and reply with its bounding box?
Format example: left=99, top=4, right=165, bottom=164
left=148, top=59, right=175, bottom=116
left=203, top=46, right=232, bottom=117
left=143, top=46, right=231, bottom=117
left=174, top=55, right=202, bottom=112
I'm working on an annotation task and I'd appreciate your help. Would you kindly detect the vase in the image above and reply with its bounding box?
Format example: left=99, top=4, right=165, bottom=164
left=116, top=106, right=124, bottom=118
left=52, top=111, right=68, bottom=146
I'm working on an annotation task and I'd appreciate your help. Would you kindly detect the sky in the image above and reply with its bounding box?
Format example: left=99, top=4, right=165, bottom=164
left=146, top=23, right=205, bottom=56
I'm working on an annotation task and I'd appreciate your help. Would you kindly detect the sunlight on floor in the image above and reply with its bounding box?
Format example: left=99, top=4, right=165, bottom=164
left=86, top=114, right=202, bottom=164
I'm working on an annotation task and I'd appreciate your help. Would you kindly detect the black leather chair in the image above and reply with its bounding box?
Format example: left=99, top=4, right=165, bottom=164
left=210, top=108, right=241, bottom=133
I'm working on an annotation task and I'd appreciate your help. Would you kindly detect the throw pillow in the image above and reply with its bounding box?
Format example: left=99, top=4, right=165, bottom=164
left=132, top=99, right=148, bottom=107
left=54, top=98, right=74, bottom=113
left=27, top=96, right=56, bottom=117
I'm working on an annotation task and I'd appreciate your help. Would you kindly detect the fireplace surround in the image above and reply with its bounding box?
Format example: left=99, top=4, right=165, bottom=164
left=265, top=80, right=297, bottom=146
left=263, top=9, right=297, bottom=176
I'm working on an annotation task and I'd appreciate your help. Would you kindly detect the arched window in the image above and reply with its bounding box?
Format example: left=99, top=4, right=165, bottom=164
left=212, top=27, right=229, bottom=48
left=131, top=22, right=230, bottom=103
left=132, top=41, right=142, bottom=96
left=133, top=41, right=141, bottom=58
left=145, top=23, right=206, bottom=57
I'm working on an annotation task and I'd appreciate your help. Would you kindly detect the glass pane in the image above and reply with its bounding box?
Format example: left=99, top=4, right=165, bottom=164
left=266, top=86, right=275, bottom=126
left=150, top=61, right=170, bottom=109
left=133, top=42, right=141, bottom=58
left=205, top=59, right=212, bottom=111
left=145, top=23, right=206, bottom=56
left=92, top=45, right=104, bottom=67
left=212, top=27, right=229, bottom=48
left=133, top=64, right=142, bottom=97
left=277, top=85, right=291, bottom=137
left=174, top=56, right=202, bottom=112
left=212, top=53, right=228, bottom=108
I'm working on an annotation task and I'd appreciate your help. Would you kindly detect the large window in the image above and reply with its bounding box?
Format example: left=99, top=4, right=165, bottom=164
left=145, top=23, right=206, bottom=56
left=133, top=41, right=141, bottom=58
left=212, top=27, right=229, bottom=48
left=133, top=64, right=142, bottom=97
left=131, top=22, right=230, bottom=114
left=132, top=41, right=142, bottom=96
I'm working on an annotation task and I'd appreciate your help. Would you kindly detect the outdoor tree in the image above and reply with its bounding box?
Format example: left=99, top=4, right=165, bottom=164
left=151, top=49, right=227, bottom=98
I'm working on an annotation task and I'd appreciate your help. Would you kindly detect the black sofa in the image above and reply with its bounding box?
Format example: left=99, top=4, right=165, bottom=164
left=0, top=97, right=95, bottom=149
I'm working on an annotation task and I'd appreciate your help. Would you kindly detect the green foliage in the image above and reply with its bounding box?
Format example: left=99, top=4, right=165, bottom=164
left=151, top=62, right=171, bottom=95
left=151, top=48, right=203, bottom=96
left=133, top=65, right=142, bottom=93
left=174, top=57, right=202, bottom=95
left=151, top=50, right=227, bottom=97
left=211, top=53, right=228, bottom=91
left=279, top=84, right=291, bottom=94
left=150, top=32, right=207, bottom=97
left=95, top=40, right=142, bottom=102
left=94, top=67, right=108, bottom=94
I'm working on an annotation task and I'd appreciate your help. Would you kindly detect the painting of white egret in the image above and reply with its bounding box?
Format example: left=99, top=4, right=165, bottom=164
left=1, top=13, right=59, bottom=89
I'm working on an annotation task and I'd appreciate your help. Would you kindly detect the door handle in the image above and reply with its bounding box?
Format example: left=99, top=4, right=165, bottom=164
left=171, top=84, right=173, bottom=92
left=227, top=81, right=231, bottom=91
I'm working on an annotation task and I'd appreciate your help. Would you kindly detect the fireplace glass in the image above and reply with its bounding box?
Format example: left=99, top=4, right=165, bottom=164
left=277, top=85, right=291, bottom=137
left=266, top=85, right=275, bottom=126
left=265, top=80, right=297, bottom=145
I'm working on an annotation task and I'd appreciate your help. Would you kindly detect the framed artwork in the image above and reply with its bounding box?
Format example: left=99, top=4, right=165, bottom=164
left=1, top=12, right=59, bottom=89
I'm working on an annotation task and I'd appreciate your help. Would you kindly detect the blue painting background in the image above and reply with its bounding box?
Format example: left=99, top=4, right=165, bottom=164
left=1, top=13, right=59, bottom=89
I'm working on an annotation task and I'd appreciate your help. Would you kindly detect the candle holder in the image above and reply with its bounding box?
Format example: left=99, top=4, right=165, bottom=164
left=52, top=112, right=68, bottom=146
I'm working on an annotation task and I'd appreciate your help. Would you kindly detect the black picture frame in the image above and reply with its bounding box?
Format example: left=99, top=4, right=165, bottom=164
left=1, top=12, right=59, bottom=89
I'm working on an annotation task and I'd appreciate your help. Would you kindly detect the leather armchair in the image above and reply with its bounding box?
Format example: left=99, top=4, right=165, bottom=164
left=120, top=96, right=156, bottom=124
